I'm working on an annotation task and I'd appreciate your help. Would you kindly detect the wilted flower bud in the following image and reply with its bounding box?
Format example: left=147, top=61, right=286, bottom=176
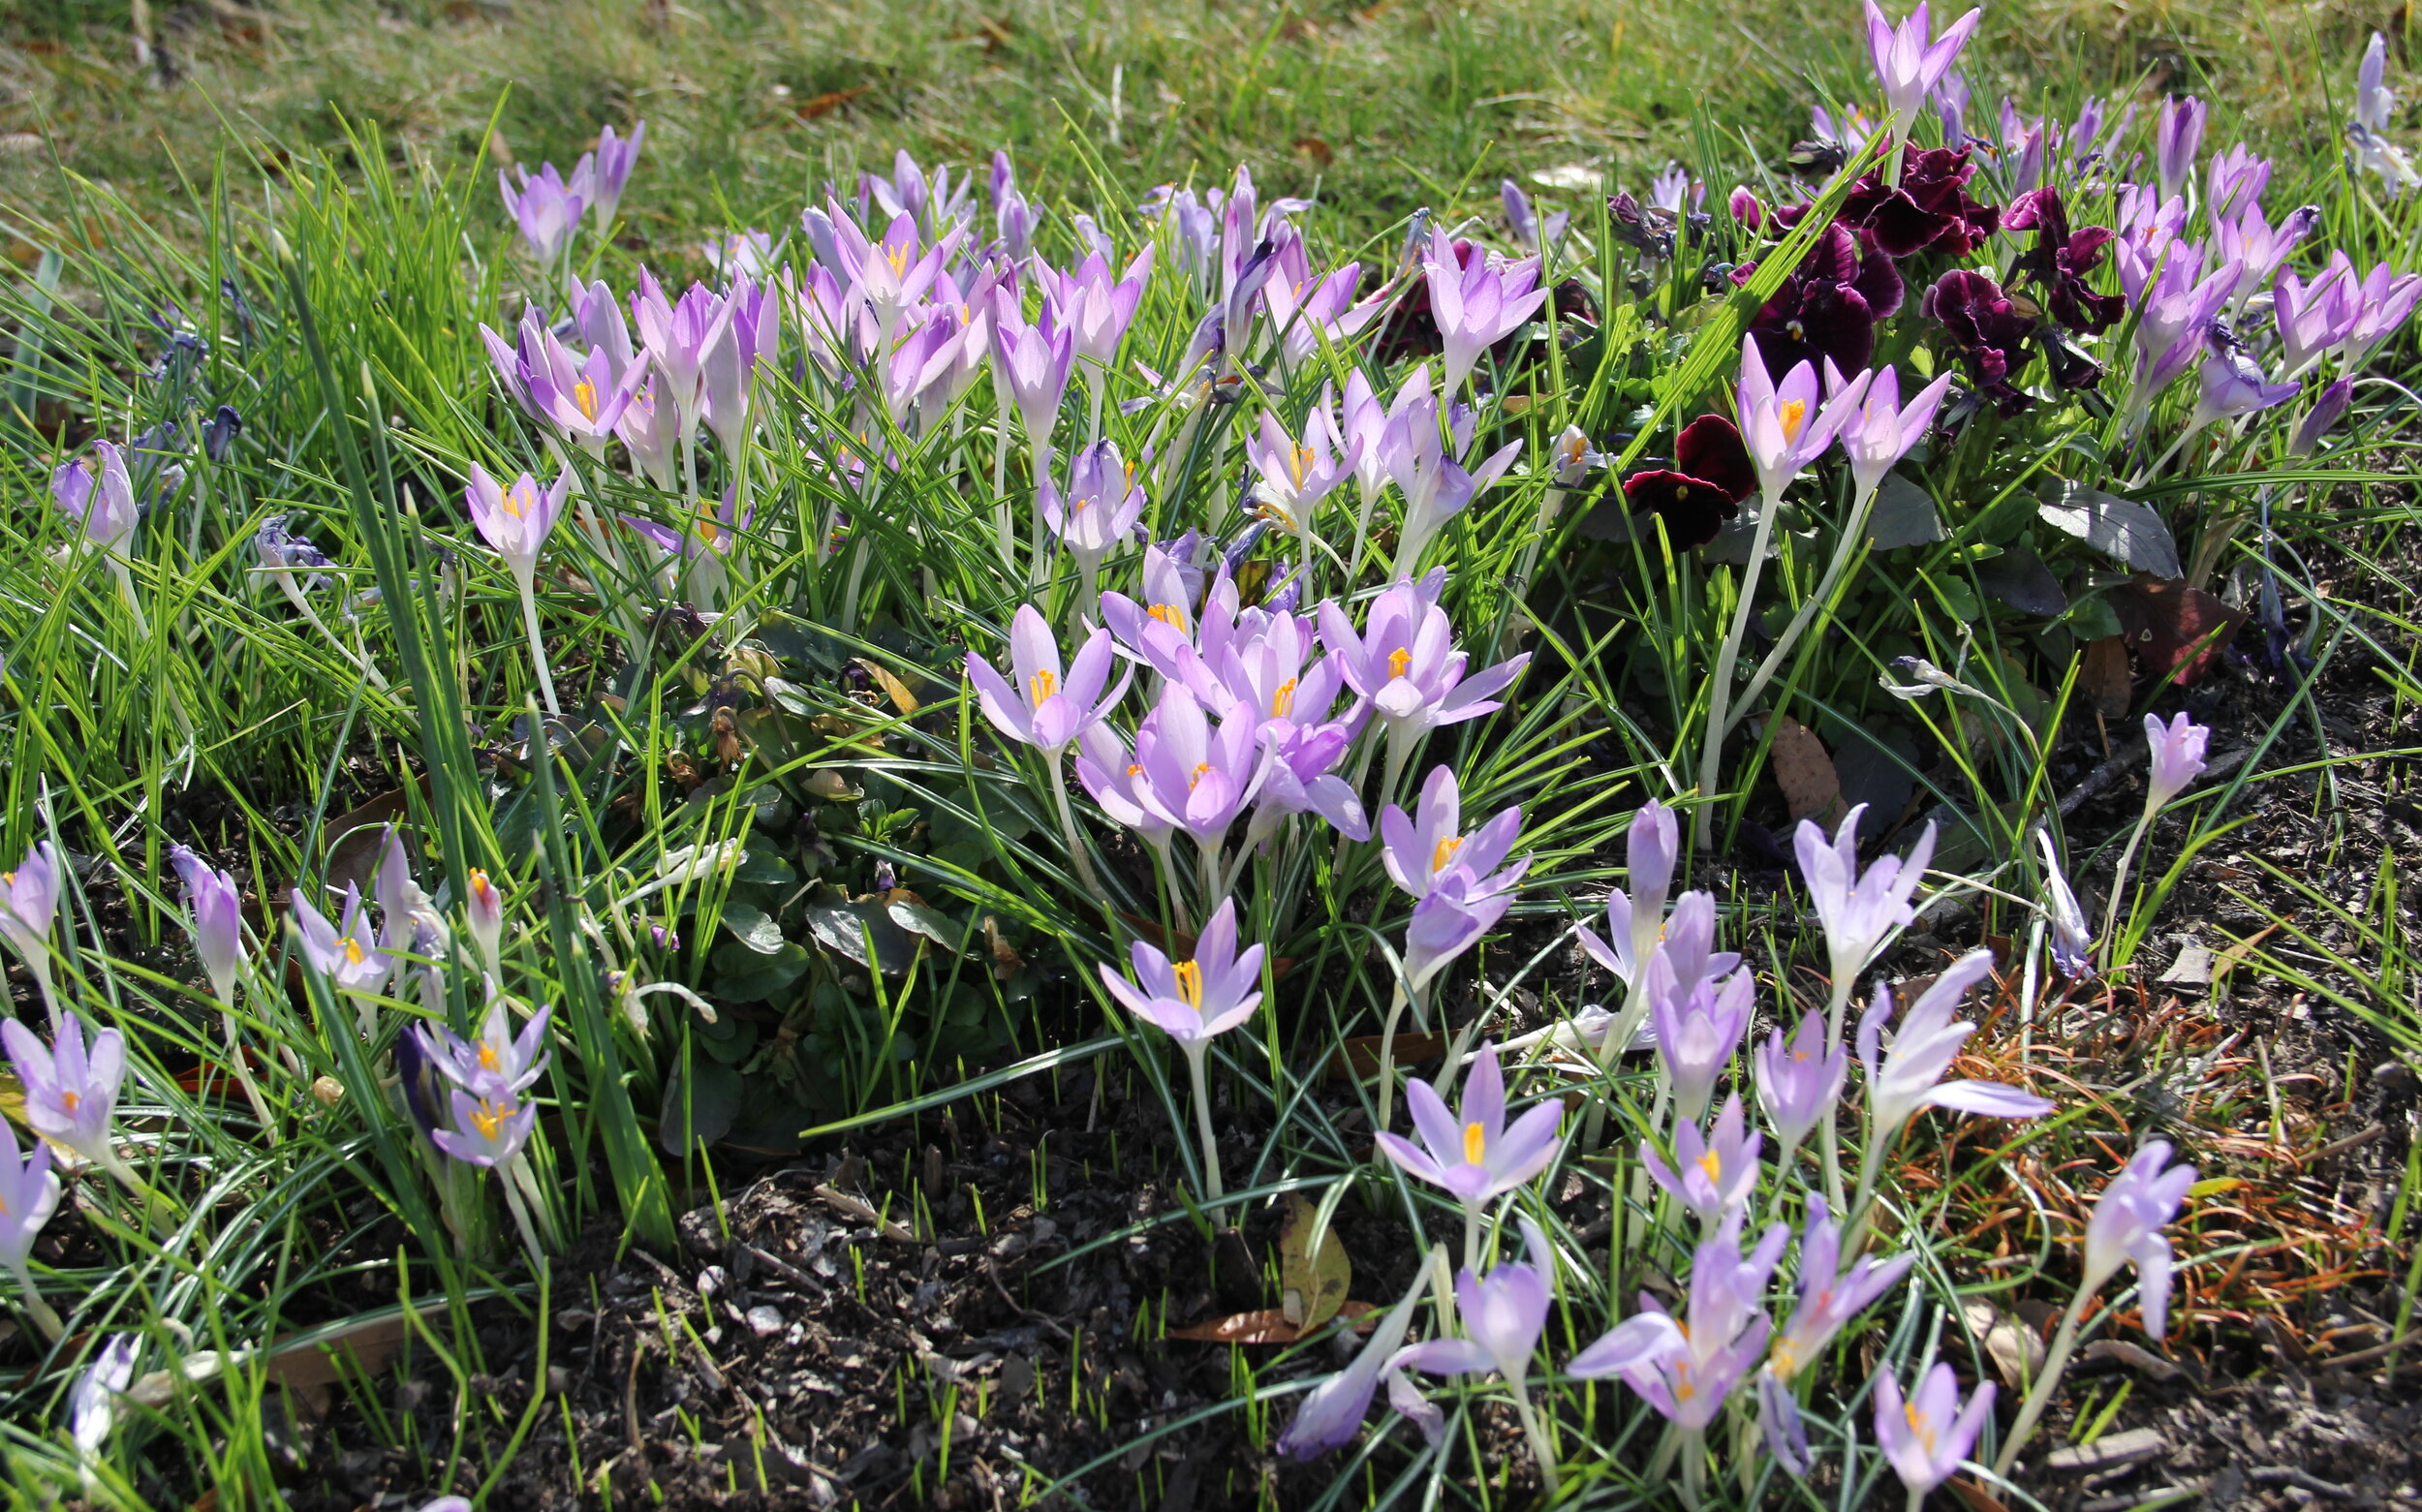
left=466, top=867, right=505, bottom=979
left=202, top=405, right=243, bottom=463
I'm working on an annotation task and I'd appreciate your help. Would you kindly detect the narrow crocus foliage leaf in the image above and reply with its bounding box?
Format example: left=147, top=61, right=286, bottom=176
left=1875, top=1363, right=1995, bottom=1493
left=1858, top=950, right=2056, bottom=1143
left=2143, top=711, right=2210, bottom=809
left=2080, top=1140, right=2196, bottom=1339
left=1, top=1014, right=126, bottom=1167
left=965, top=604, right=1127, bottom=755
left=1376, top=1040, right=1564, bottom=1211
left=1100, top=899, right=1265, bottom=1046
left=463, top=463, right=572, bottom=591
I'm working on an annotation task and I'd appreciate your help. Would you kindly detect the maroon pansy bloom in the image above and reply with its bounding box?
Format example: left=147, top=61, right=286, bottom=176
left=1921, top=269, right=2038, bottom=414
left=1615, top=415, right=1759, bottom=548
left=2004, top=187, right=2125, bottom=334
left=1736, top=222, right=1904, bottom=376
left=1841, top=147, right=2001, bottom=258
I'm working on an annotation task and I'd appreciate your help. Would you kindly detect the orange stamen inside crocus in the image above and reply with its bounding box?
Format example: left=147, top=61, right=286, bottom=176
left=1778, top=398, right=1809, bottom=443
left=1463, top=1122, right=1486, bottom=1164
left=1432, top=836, right=1463, bottom=875
left=574, top=378, right=600, bottom=420
left=1386, top=647, right=1412, bottom=679
left=1148, top=603, right=1187, bottom=630
left=1172, top=960, right=1203, bottom=1012
left=1270, top=679, right=1297, bottom=718
left=1028, top=669, right=1057, bottom=706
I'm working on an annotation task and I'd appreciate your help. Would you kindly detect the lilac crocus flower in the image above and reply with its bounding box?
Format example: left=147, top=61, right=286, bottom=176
left=1575, top=798, right=1683, bottom=998
left=2206, top=143, right=2271, bottom=223
left=569, top=120, right=644, bottom=231
left=51, top=442, right=140, bottom=557
left=1374, top=366, right=1523, bottom=572
left=2273, top=256, right=2361, bottom=375
left=465, top=867, right=506, bottom=980
left=2036, top=829, right=2095, bottom=978
left=1863, top=2, right=1983, bottom=126
left=1277, top=1261, right=1437, bottom=1458
left=700, top=274, right=781, bottom=459
left=291, top=882, right=392, bottom=1033
left=520, top=315, right=651, bottom=452
left=1737, top=335, right=1867, bottom=505
left=1, top=1014, right=125, bottom=1168
left=2344, top=260, right=2422, bottom=368
left=1042, top=248, right=1154, bottom=371
left=1858, top=950, right=2056, bottom=1147
left=1379, top=766, right=1527, bottom=903
left=2216, top=201, right=2318, bottom=303
left=1317, top=576, right=1530, bottom=752
left=70, top=1333, right=139, bottom=1459
left=1100, top=898, right=1265, bottom=1046
left=1590, top=1210, right=1788, bottom=1432
left=1877, top=1364, right=1995, bottom=1493
left=631, top=268, right=734, bottom=436
left=1582, top=889, right=1740, bottom=1013
left=1502, top=179, right=1540, bottom=253
left=1402, top=865, right=1518, bottom=993
left=1043, top=442, right=1147, bottom=585
left=1643, top=1093, right=1763, bottom=1225
left=499, top=164, right=584, bottom=263
left=464, top=463, right=571, bottom=595
left=2288, top=378, right=2355, bottom=457
left=1246, top=409, right=1359, bottom=538
left=2130, top=249, right=2241, bottom=397
left=1770, top=1195, right=1913, bottom=1380
left=1421, top=229, right=1549, bottom=394
left=1649, top=964, right=1754, bottom=1121
left=0, top=840, right=60, bottom=989
left=965, top=604, right=1126, bottom=755
left=0, top=1116, right=63, bottom=1305
left=1243, top=722, right=1370, bottom=847
left=1130, top=685, right=1269, bottom=856
left=418, top=998, right=554, bottom=1101
left=1795, top=803, right=1937, bottom=1019
left=1394, top=1218, right=1557, bottom=1387
left=2144, top=711, right=2210, bottom=809
left=168, top=845, right=245, bottom=1005
left=2189, top=344, right=2298, bottom=431
left=1377, top=1040, right=1564, bottom=1212
left=431, top=1084, right=541, bottom=1168
left=2154, top=96, right=2206, bottom=204
left=2081, top=1139, right=2196, bottom=1339
left=1839, top=365, right=1954, bottom=501
left=989, top=297, right=1077, bottom=451
left=2350, top=33, right=2419, bottom=196
left=1754, top=1008, right=1848, bottom=1160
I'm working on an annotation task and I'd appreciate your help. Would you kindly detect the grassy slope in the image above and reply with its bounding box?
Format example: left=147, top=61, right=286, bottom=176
left=1, top=0, right=2411, bottom=255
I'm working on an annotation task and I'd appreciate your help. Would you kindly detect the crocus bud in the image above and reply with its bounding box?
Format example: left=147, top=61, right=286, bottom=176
left=2080, top=1140, right=2195, bottom=1339
left=2143, top=712, right=2209, bottom=810
left=1501, top=178, right=1540, bottom=253
left=2154, top=95, right=2206, bottom=204
left=466, top=867, right=505, bottom=979
left=2288, top=378, right=2354, bottom=456
left=1727, top=185, right=1763, bottom=231
left=0, top=841, right=60, bottom=972
left=169, top=846, right=246, bottom=1004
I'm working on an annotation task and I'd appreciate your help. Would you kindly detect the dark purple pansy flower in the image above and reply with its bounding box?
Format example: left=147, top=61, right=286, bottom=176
left=2005, top=187, right=2125, bottom=334
left=1617, top=415, right=1759, bottom=548
left=1922, top=269, right=2038, bottom=414
left=1735, top=222, right=1903, bottom=376
left=1825, top=147, right=2002, bottom=259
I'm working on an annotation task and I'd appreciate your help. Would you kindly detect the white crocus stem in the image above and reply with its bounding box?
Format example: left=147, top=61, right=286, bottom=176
left=2099, top=795, right=2160, bottom=956
left=1694, top=483, right=1789, bottom=852
left=513, top=569, right=562, bottom=719
left=993, top=389, right=1016, bottom=567
left=6, top=1258, right=63, bottom=1341
left=1046, top=756, right=1102, bottom=896
left=1994, top=1287, right=2090, bottom=1476
left=1372, top=980, right=1422, bottom=1136
left=217, top=981, right=276, bottom=1142
left=1183, top=1039, right=1225, bottom=1204
left=1027, top=439, right=1057, bottom=588
left=1509, top=1382, right=1562, bottom=1498
left=1728, top=478, right=1882, bottom=735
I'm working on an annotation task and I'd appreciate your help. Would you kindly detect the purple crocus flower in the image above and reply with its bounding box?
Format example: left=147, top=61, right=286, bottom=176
left=1317, top=576, right=1530, bottom=750
left=1243, top=722, right=1369, bottom=847
left=1262, top=260, right=1390, bottom=369
left=1100, top=898, right=1265, bottom=1046
left=2144, top=711, right=2210, bottom=809
left=1582, top=889, right=1739, bottom=1011
left=2288, top=378, right=2354, bottom=457
left=0, top=1116, right=62, bottom=1317
left=1574, top=798, right=1682, bottom=998
left=1737, top=335, right=1867, bottom=504
left=520, top=313, right=652, bottom=452
left=1771, top=1195, right=1913, bottom=1380
left=2216, top=201, right=2318, bottom=304
left=1044, top=442, right=1147, bottom=583
left=51, top=442, right=140, bottom=556
left=169, top=845, right=245, bottom=1006
left=1838, top=365, right=1954, bottom=500
left=2154, top=96, right=2207, bottom=204
left=1754, top=1008, right=1848, bottom=1160
left=1864, top=2, right=1982, bottom=125
left=2344, top=259, right=2422, bottom=368
left=1277, top=1262, right=1437, bottom=1458
left=1371, top=365, right=1523, bottom=573
left=466, top=867, right=506, bottom=980
left=2128, top=247, right=2241, bottom=397
left=70, top=1333, right=140, bottom=1458
left=1420, top=228, right=1548, bottom=394
left=1393, top=1218, right=1555, bottom=1385
left=631, top=268, right=734, bottom=436
left=1795, top=804, right=1937, bottom=1015
left=499, top=164, right=584, bottom=263
left=1642, top=1093, right=1763, bottom=1225
left=2206, top=142, right=2271, bottom=223
left=569, top=120, right=644, bottom=231
left=1, top=1014, right=125, bottom=1168
left=0, top=840, right=60, bottom=986
left=418, top=998, right=553, bottom=1103
left=1403, top=867, right=1517, bottom=993
left=290, top=881, right=392, bottom=1020
left=988, top=295, right=1077, bottom=450
left=2189, top=346, right=2298, bottom=432
left=1502, top=179, right=1541, bottom=253
left=1594, top=1210, right=1788, bottom=1430
left=2081, top=1139, right=2196, bottom=1339
left=1246, top=409, right=1359, bottom=538
left=1129, top=685, right=1269, bottom=857
left=1376, top=1040, right=1565, bottom=1213
left=2274, top=256, right=2362, bottom=375
left=1649, top=963, right=1754, bottom=1121
left=965, top=604, right=1126, bottom=755
left=1858, top=949, right=2055, bottom=1145
left=431, top=1084, right=541, bottom=1168
left=1877, top=1364, right=1995, bottom=1493
left=2351, top=33, right=2420, bottom=196
left=464, top=463, right=571, bottom=597
left=2035, top=830, right=2095, bottom=978
left=700, top=273, right=781, bottom=459
left=1379, top=766, right=1527, bottom=903
left=1041, top=247, right=1154, bottom=371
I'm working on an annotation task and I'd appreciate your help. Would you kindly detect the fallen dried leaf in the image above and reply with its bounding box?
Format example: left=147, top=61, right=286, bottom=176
left=1166, top=1302, right=1377, bottom=1344
left=1279, top=1193, right=1351, bottom=1333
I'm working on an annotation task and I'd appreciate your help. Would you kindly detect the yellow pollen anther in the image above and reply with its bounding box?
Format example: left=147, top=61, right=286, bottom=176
left=61, top=1091, right=79, bottom=1114
left=1127, top=762, right=1144, bottom=778
left=1432, top=836, right=1464, bottom=875
left=1906, top=1403, right=1935, bottom=1451
left=2, top=872, right=14, bottom=885
left=504, top=483, right=535, bottom=518
left=574, top=378, right=600, bottom=420
left=469, top=1097, right=514, bottom=1140
left=1779, top=398, right=1809, bottom=443
left=1270, top=679, right=1297, bottom=718
left=1190, top=761, right=1211, bottom=787
left=1172, top=960, right=1203, bottom=1012
left=1463, top=1122, right=1486, bottom=1165
left=1290, top=445, right=1315, bottom=487
left=478, top=1041, right=502, bottom=1071
left=343, top=939, right=364, bottom=967
left=1696, top=1150, right=1723, bottom=1184
left=1147, top=602, right=1187, bottom=630
left=1028, top=669, right=1058, bottom=706
left=1386, top=647, right=1412, bottom=679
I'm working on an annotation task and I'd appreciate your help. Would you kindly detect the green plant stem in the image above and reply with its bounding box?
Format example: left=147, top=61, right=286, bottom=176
left=1045, top=756, right=1102, bottom=897
left=1994, top=1289, right=2089, bottom=1476
left=1373, top=981, right=1418, bottom=1136
left=514, top=577, right=561, bottom=718
left=7, top=1260, right=63, bottom=1342
left=1693, top=484, right=1787, bottom=852
left=1183, top=1040, right=1224, bottom=1204
left=1724, top=481, right=1878, bottom=736
left=2099, top=801, right=2157, bottom=963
